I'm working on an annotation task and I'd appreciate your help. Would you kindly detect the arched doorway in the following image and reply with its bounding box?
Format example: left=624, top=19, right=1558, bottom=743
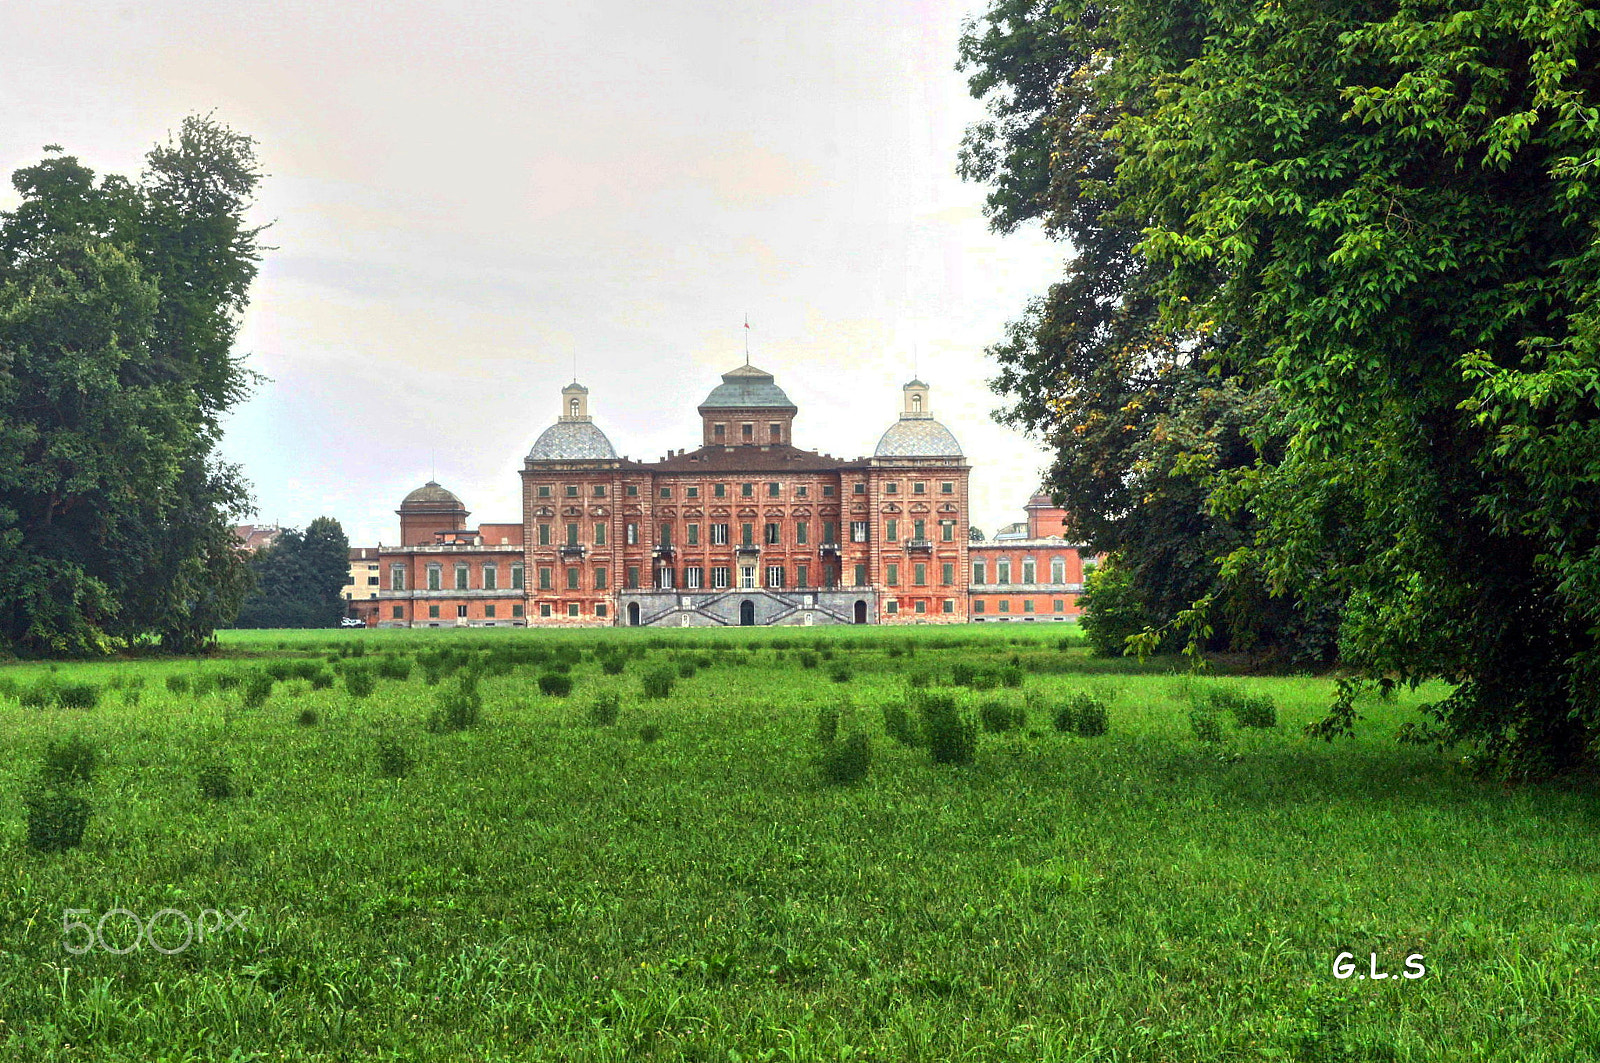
left=739, top=600, right=755, bottom=626
left=854, top=600, right=867, bottom=624
left=628, top=602, right=641, bottom=626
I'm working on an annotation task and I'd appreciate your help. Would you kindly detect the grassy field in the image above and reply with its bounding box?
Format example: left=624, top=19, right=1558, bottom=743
left=1, top=625, right=1596, bottom=1061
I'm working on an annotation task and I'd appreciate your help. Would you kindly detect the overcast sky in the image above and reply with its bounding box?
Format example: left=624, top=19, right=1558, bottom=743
left=1, top=0, right=1065, bottom=545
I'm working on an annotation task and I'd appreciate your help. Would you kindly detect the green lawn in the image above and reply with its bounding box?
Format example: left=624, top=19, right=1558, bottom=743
left=1, top=626, right=1595, bottom=1061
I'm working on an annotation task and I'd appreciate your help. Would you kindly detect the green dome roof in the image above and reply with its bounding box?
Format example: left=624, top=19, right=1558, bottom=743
left=699, top=364, right=796, bottom=410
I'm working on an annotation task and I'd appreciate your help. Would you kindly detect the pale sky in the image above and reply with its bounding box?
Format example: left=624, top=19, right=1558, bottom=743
left=0, top=0, right=1065, bottom=546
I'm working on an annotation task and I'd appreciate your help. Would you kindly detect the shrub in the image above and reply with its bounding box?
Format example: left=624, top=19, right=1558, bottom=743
left=639, top=723, right=662, bottom=743
left=816, top=705, right=839, bottom=745
left=589, top=692, right=620, bottom=726
left=296, top=709, right=319, bottom=727
left=192, top=673, right=218, bottom=697
left=642, top=668, right=675, bottom=700
left=198, top=763, right=234, bottom=800
left=601, top=657, right=626, bottom=676
left=375, top=656, right=413, bottom=681
left=950, top=663, right=976, bottom=687
left=970, top=671, right=999, bottom=692
left=1207, top=687, right=1278, bottom=729
left=907, top=670, right=932, bottom=689
left=23, top=788, right=92, bottom=852
left=818, top=732, right=872, bottom=785
left=1074, top=698, right=1108, bottom=737
left=828, top=665, right=853, bottom=684
left=1189, top=709, right=1225, bottom=743
left=119, top=688, right=142, bottom=707
left=883, top=702, right=919, bottom=746
left=920, top=693, right=976, bottom=766
left=375, top=735, right=414, bottom=778
left=538, top=673, right=575, bottom=697
left=978, top=700, right=1025, bottom=734
left=165, top=674, right=191, bottom=695
left=215, top=672, right=243, bottom=691
left=309, top=670, right=334, bottom=690
left=56, top=683, right=101, bottom=710
left=1000, top=666, right=1024, bottom=688
left=428, top=674, right=482, bottom=732
left=677, top=661, right=698, bottom=679
left=795, top=651, right=818, bottom=669
left=41, top=735, right=98, bottom=787
left=887, top=645, right=905, bottom=659
left=241, top=672, right=275, bottom=710
left=344, top=667, right=376, bottom=699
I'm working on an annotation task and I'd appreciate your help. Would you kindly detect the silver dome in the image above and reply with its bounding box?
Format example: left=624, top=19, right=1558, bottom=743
left=874, top=418, right=963, bottom=457
left=526, top=420, right=618, bottom=461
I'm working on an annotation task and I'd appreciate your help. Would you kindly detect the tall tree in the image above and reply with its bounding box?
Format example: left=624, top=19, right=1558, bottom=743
left=234, top=518, right=351, bottom=630
left=0, top=117, right=264, bottom=655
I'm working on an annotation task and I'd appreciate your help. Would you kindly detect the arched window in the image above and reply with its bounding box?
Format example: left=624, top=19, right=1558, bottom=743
left=569, top=397, right=580, bottom=416
left=911, top=393, right=922, bottom=412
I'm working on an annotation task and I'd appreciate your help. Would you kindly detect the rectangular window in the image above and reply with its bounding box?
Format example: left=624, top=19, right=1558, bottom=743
left=941, top=562, right=954, bottom=586
left=596, top=603, right=607, bottom=618
left=538, top=567, right=552, bottom=590
left=999, top=600, right=1011, bottom=613
left=913, top=482, right=926, bottom=494
left=711, top=566, right=730, bottom=589
left=566, top=485, right=579, bottom=497
left=853, top=483, right=865, bottom=495
left=537, top=485, right=551, bottom=498
left=886, top=519, right=898, bottom=542
left=539, top=602, right=552, bottom=618
left=742, top=424, right=753, bottom=442
left=741, top=522, right=754, bottom=546
left=714, top=483, right=726, bottom=497
left=886, top=600, right=898, bottom=614
left=485, top=604, right=496, bottom=619
left=687, top=486, right=699, bottom=498
left=941, top=520, right=955, bottom=542
left=366, top=575, right=379, bottom=586
left=660, top=487, right=672, bottom=499
left=566, top=567, right=580, bottom=590
left=796, top=564, right=809, bottom=588
left=626, top=566, right=640, bottom=589
left=769, top=423, right=782, bottom=443
left=711, top=523, right=729, bottom=545
left=565, top=523, right=579, bottom=547
left=974, top=600, right=985, bottom=614
left=457, top=604, right=468, bottom=618
left=765, top=522, right=780, bottom=545
left=942, top=599, right=954, bottom=614
left=823, top=521, right=835, bottom=544
left=887, top=563, right=899, bottom=586
left=850, top=521, right=869, bottom=543
left=885, top=482, right=898, bottom=494
left=914, top=600, right=927, bottom=613
left=913, top=519, right=926, bottom=541
left=973, top=561, right=986, bottom=584
left=390, top=564, right=406, bottom=591
left=796, top=521, right=808, bottom=545
left=741, top=483, right=753, bottom=497
left=627, top=484, right=638, bottom=497
left=1052, top=558, right=1066, bottom=584
left=595, top=566, right=608, bottom=590
left=429, top=604, right=440, bottom=618
left=625, top=522, right=638, bottom=545
left=511, top=564, right=524, bottom=590
left=594, top=523, right=607, bottom=546
left=568, top=603, right=580, bottom=617
left=482, top=564, right=497, bottom=590
left=659, top=524, right=673, bottom=548
left=427, top=566, right=441, bottom=591
left=914, top=563, right=927, bottom=586
left=538, top=523, right=551, bottom=546
left=593, top=484, right=607, bottom=497
left=766, top=565, right=784, bottom=588
left=796, top=485, right=808, bottom=498
left=740, top=565, right=756, bottom=589
left=687, top=523, right=700, bottom=546
left=658, top=567, right=675, bottom=589
left=998, top=560, right=1011, bottom=584
left=823, top=485, right=834, bottom=497
left=392, top=606, right=403, bottom=619
left=686, top=566, right=703, bottom=589
left=768, top=482, right=780, bottom=497
left=455, top=564, right=470, bottom=590
left=1024, top=599, right=1035, bottom=613
left=714, top=423, right=726, bottom=441
left=1023, top=560, right=1036, bottom=584
left=1054, top=599, right=1065, bottom=613
left=854, top=563, right=867, bottom=586
left=512, top=604, right=524, bottom=617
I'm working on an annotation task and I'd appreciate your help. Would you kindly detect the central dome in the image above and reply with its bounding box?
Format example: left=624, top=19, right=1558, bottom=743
left=526, top=420, right=617, bottom=461
left=699, top=364, right=797, bottom=410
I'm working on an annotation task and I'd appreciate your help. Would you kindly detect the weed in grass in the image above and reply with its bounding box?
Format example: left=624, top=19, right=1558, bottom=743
left=818, top=732, right=872, bottom=785
left=828, top=664, right=853, bottom=684
left=538, top=672, right=575, bottom=697
left=344, top=666, right=376, bottom=699
left=192, top=673, right=218, bottom=697
left=1189, top=708, right=1225, bottom=743
left=882, top=702, right=919, bottom=747
left=978, top=700, right=1025, bottom=733
left=56, top=682, right=101, bottom=710
left=639, top=723, right=662, bottom=743
left=589, top=692, right=621, bottom=726
left=428, top=674, right=482, bottom=732
left=296, top=708, right=319, bottom=727
left=241, top=672, right=275, bottom=709
left=1206, top=686, right=1278, bottom=729
left=374, top=655, right=413, bottom=681
left=817, top=704, right=839, bottom=745
left=118, top=687, right=142, bottom=707
left=310, top=670, right=334, bottom=690
left=375, top=735, right=415, bottom=779
left=970, top=671, right=999, bottom=692
left=1000, top=666, right=1024, bottom=688
left=197, top=763, right=235, bottom=800
left=678, top=661, right=698, bottom=679
left=951, top=663, right=975, bottom=687
left=23, top=787, right=92, bottom=852
left=216, top=672, right=243, bottom=691
left=601, top=657, right=626, bottom=676
left=797, top=651, right=818, bottom=669
left=642, top=667, right=675, bottom=699
left=919, top=693, right=976, bottom=766
left=41, top=734, right=98, bottom=786
left=165, top=674, right=191, bottom=695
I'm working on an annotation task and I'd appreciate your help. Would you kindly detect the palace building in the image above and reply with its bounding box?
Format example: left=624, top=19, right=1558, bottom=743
left=365, top=363, right=1088, bottom=627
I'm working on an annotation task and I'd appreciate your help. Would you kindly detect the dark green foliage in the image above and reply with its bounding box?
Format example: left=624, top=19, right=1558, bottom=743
left=215, top=672, right=242, bottom=691
left=978, top=700, right=1025, bottom=734
left=798, top=652, right=818, bottom=669
left=642, top=668, right=675, bottom=700
left=54, top=682, right=100, bottom=710
left=970, top=671, right=999, bottom=692
left=240, top=671, right=274, bottom=709
left=375, top=734, right=415, bottom=778
left=165, top=674, right=190, bottom=695
left=1000, top=666, right=1024, bottom=688
left=23, top=787, right=91, bottom=851
left=951, top=663, right=976, bottom=687
left=296, top=708, right=318, bottom=727
left=588, top=692, right=620, bottom=727
left=197, top=763, right=234, bottom=799
left=601, top=657, right=625, bottom=676
left=677, top=661, right=697, bottom=679
left=538, top=672, right=574, bottom=697
left=1053, top=691, right=1109, bottom=737
left=232, top=517, right=351, bottom=629
left=17, top=681, right=52, bottom=708
left=1189, top=710, right=1224, bottom=744
left=0, top=118, right=264, bottom=656
left=816, top=704, right=839, bottom=745
left=374, top=655, right=412, bottom=681
left=639, top=723, right=662, bottom=744
left=309, top=670, right=334, bottom=690
left=882, top=702, right=919, bottom=747
left=818, top=732, right=872, bottom=785
left=919, top=693, right=976, bottom=766
left=40, top=734, right=98, bottom=786
left=827, top=665, right=852, bottom=684
left=343, top=666, right=375, bottom=699
left=1207, top=687, right=1277, bottom=729
left=192, top=673, right=218, bottom=697
left=427, top=674, right=481, bottom=733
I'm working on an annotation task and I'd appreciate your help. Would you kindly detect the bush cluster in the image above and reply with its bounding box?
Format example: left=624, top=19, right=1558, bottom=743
left=818, top=732, right=872, bottom=785
left=919, top=693, right=976, bottom=766
left=978, top=700, right=1026, bottom=733
left=1053, top=692, right=1109, bottom=737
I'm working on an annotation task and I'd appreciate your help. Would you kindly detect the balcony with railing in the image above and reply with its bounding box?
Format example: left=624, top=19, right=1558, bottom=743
left=558, top=543, right=587, bottom=560
left=906, top=538, right=933, bottom=552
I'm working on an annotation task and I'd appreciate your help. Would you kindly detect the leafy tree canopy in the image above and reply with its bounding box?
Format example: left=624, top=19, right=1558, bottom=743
left=234, top=518, right=351, bottom=630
